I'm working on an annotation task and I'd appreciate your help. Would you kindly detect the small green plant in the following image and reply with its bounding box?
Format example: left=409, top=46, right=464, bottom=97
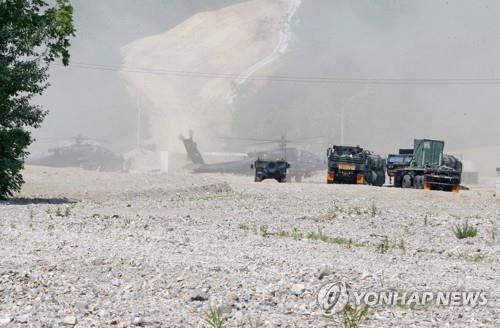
left=48, top=224, right=55, bottom=231
left=470, top=254, right=484, bottom=262
left=423, top=214, right=428, bottom=226
left=376, top=236, right=390, bottom=254
left=246, top=316, right=265, bottom=328
left=307, top=230, right=362, bottom=248
left=239, top=224, right=250, bottom=231
left=453, top=221, right=478, bottom=239
left=205, top=306, right=225, bottom=328
left=291, top=227, right=302, bottom=240
left=327, top=205, right=371, bottom=218
left=307, top=230, right=327, bottom=242
left=276, top=230, right=290, bottom=238
left=397, top=239, right=406, bottom=252
left=370, top=203, right=378, bottom=217
left=275, top=228, right=303, bottom=240
left=329, top=305, right=369, bottom=328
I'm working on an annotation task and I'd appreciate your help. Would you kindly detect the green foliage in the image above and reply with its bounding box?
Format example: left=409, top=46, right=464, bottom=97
left=328, top=305, right=369, bottom=328
left=397, top=238, right=406, bottom=252
left=376, top=236, right=390, bottom=254
left=204, top=306, right=225, bottom=328
left=307, top=229, right=356, bottom=247
left=275, top=228, right=302, bottom=240
left=246, top=316, right=265, bottom=328
left=453, top=221, right=478, bottom=239
left=0, top=0, right=75, bottom=199
left=239, top=223, right=250, bottom=231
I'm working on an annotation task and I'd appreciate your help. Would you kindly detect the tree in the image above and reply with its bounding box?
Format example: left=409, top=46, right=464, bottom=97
left=0, top=0, right=74, bottom=199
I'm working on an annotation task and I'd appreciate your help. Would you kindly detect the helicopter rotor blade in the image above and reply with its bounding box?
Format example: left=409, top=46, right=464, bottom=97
left=244, top=141, right=280, bottom=147
left=285, top=136, right=326, bottom=142
left=219, top=136, right=278, bottom=143
left=35, top=136, right=111, bottom=143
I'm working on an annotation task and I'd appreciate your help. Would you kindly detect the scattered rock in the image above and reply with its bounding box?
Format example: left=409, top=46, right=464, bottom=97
left=318, top=267, right=333, bottom=280
left=0, top=166, right=497, bottom=327
left=63, top=316, right=77, bottom=326
left=0, top=317, right=11, bottom=326
left=14, top=315, right=28, bottom=324
left=189, top=291, right=209, bottom=302
left=133, top=316, right=144, bottom=326
left=290, top=283, right=306, bottom=296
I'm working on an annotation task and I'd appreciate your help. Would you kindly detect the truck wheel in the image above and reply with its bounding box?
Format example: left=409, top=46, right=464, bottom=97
left=394, top=175, right=402, bottom=188
left=377, top=170, right=386, bottom=186
left=414, top=175, right=424, bottom=189
left=402, top=175, right=413, bottom=188
left=370, top=171, right=379, bottom=186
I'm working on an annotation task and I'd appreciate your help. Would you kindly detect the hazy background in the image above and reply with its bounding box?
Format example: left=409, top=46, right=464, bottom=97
left=35, top=0, right=500, bottom=174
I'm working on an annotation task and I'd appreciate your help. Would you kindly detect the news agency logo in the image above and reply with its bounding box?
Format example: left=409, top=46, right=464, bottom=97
left=316, top=281, right=350, bottom=315
left=317, top=281, right=488, bottom=316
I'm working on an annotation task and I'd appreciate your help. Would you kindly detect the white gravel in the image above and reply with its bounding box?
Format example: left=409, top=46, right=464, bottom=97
left=0, top=166, right=499, bottom=327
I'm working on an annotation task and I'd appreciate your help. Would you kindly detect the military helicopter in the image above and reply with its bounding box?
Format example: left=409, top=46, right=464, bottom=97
left=180, top=132, right=326, bottom=182
left=28, top=135, right=125, bottom=172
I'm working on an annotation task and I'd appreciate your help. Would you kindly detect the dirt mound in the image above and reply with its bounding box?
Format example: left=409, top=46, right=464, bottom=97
left=121, top=0, right=301, bottom=152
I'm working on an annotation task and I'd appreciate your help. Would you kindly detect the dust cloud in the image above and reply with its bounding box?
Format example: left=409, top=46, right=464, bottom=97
left=35, top=0, right=500, bottom=175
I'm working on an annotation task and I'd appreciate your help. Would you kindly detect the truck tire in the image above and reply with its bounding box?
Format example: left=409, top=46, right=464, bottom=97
left=402, top=175, right=413, bottom=188
left=377, top=170, right=386, bottom=186
left=414, top=175, right=424, bottom=189
left=394, top=174, right=402, bottom=188
left=370, top=171, right=378, bottom=186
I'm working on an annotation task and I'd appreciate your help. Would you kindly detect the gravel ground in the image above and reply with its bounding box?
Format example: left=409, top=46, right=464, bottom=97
left=0, top=166, right=499, bottom=327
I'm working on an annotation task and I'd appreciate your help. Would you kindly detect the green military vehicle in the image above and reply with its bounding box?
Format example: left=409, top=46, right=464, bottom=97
left=386, top=149, right=414, bottom=184
left=251, top=159, right=290, bottom=183
left=326, top=145, right=386, bottom=186
left=393, top=139, right=462, bottom=192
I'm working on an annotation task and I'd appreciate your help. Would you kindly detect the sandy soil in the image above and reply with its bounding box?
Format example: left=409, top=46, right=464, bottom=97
left=0, top=166, right=499, bottom=327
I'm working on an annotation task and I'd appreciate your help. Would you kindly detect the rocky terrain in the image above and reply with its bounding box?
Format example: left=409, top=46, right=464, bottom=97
left=0, top=166, right=499, bottom=327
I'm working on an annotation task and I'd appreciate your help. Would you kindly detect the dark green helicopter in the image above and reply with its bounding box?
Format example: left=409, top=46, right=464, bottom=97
left=28, top=135, right=124, bottom=172
left=180, top=132, right=326, bottom=182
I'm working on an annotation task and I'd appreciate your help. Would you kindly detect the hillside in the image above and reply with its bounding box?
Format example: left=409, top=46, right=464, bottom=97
left=121, top=0, right=302, bottom=152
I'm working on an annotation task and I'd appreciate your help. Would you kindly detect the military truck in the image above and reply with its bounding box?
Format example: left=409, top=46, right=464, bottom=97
left=386, top=149, right=414, bottom=184
left=326, top=145, right=386, bottom=186
left=251, top=159, right=290, bottom=183
left=393, top=139, right=462, bottom=192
